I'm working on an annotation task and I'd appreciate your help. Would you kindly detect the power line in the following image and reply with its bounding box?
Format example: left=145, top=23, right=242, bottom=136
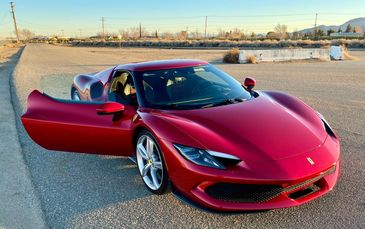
left=10, top=1, right=19, bottom=42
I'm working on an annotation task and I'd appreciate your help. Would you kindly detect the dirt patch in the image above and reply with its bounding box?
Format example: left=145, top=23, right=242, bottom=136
left=0, top=45, right=22, bottom=63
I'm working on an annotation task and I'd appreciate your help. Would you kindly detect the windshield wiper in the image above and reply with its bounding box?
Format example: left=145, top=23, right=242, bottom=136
left=201, top=97, right=247, bottom=109
left=201, top=99, right=234, bottom=108
left=160, top=103, right=193, bottom=110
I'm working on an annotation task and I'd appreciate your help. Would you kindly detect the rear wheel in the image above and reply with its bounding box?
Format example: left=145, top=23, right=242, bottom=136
left=136, top=130, right=169, bottom=194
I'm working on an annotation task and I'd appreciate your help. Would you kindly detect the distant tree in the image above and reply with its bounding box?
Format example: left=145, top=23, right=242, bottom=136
left=353, top=26, right=361, bottom=33
left=303, top=32, right=313, bottom=39
left=274, top=24, right=287, bottom=34
left=161, top=32, right=175, bottom=39
left=337, top=28, right=342, bottom=33
left=316, top=29, right=325, bottom=37
left=345, top=24, right=353, bottom=33
left=119, top=27, right=147, bottom=39
left=228, top=28, right=245, bottom=39
left=176, top=30, right=188, bottom=39
left=266, top=31, right=286, bottom=39
left=327, top=29, right=336, bottom=36
left=266, top=31, right=275, bottom=39
left=273, top=24, right=288, bottom=39
left=190, top=29, right=202, bottom=39
left=119, top=29, right=129, bottom=39
left=250, top=32, right=256, bottom=39
left=217, top=29, right=227, bottom=38
left=19, top=29, right=35, bottom=41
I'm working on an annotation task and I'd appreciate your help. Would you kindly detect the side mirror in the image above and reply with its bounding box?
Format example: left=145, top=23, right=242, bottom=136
left=243, top=77, right=256, bottom=92
left=96, top=102, right=124, bottom=121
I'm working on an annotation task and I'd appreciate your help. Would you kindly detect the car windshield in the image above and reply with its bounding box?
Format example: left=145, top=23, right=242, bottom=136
left=135, top=64, right=252, bottom=110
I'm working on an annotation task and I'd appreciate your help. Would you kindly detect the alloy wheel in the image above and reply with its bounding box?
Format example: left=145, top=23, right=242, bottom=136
left=136, top=134, right=164, bottom=191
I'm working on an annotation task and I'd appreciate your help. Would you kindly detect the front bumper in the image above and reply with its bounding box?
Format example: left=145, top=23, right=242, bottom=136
left=188, top=162, right=339, bottom=211
left=158, top=132, right=340, bottom=211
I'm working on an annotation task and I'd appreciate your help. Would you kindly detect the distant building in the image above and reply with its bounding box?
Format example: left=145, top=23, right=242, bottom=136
left=330, top=32, right=362, bottom=38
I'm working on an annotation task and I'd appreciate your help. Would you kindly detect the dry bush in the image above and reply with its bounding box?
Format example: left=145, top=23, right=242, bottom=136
left=223, top=49, right=240, bottom=63
left=3, top=43, right=19, bottom=48
left=69, top=38, right=365, bottom=49
left=246, top=54, right=258, bottom=64
left=343, top=48, right=359, bottom=61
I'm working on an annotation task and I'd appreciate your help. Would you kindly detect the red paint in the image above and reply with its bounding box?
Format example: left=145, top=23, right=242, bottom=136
left=21, top=60, right=340, bottom=211
left=244, top=77, right=256, bottom=87
left=115, top=59, right=208, bottom=72
left=22, top=90, right=136, bottom=155
left=96, top=102, right=124, bottom=115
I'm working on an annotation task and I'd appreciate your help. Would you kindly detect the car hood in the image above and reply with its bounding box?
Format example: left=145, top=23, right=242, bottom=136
left=152, top=92, right=327, bottom=162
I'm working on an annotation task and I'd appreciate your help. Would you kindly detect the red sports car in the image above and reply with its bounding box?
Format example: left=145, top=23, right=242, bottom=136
left=21, top=59, right=340, bottom=211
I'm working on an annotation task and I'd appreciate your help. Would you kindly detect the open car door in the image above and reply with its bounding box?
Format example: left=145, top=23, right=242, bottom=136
left=21, top=90, right=136, bottom=156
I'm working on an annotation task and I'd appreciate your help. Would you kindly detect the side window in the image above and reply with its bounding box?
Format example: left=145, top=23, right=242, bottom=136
left=109, top=71, right=137, bottom=105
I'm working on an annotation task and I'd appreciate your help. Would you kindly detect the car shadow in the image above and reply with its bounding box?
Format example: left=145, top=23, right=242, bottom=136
left=19, top=133, right=156, bottom=227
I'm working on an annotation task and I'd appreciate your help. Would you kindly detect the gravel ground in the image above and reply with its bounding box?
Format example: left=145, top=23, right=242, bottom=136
left=12, top=44, right=365, bottom=228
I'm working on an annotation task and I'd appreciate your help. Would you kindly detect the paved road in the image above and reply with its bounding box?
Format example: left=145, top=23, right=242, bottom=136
left=12, top=44, right=365, bottom=228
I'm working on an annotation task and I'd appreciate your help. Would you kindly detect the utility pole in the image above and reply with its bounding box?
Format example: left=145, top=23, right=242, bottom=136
left=204, top=16, right=208, bottom=39
left=101, top=17, right=105, bottom=38
left=10, top=1, right=20, bottom=42
left=139, top=23, right=142, bottom=39
left=314, top=13, right=318, bottom=39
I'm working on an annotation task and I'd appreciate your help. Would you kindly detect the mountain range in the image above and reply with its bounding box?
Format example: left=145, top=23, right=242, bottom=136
left=298, top=17, right=365, bottom=34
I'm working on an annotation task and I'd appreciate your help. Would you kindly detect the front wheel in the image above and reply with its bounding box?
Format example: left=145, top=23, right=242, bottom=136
left=135, top=130, right=169, bottom=194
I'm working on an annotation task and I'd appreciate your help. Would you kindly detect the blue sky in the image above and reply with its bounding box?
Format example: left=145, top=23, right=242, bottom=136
left=0, top=0, right=364, bottom=37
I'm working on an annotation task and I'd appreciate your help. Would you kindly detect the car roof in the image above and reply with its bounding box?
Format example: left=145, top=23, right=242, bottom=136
left=115, top=59, right=209, bottom=72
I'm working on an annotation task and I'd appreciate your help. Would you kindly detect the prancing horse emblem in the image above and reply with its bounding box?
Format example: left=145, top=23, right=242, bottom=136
left=307, top=157, right=315, bottom=165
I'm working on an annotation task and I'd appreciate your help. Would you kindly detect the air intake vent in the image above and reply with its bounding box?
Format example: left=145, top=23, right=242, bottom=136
left=205, top=183, right=283, bottom=203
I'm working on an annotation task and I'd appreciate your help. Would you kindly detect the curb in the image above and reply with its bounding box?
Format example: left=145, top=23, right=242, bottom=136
left=2, top=45, right=49, bottom=229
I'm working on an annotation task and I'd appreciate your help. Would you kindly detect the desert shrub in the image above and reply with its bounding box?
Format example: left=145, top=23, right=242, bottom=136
left=67, top=38, right=365, bottom=49
left=342, top=47, right=359, bottom=60
left=246, top=54, right=258, bottom=64
left=223, top=49, right=240, bottom=63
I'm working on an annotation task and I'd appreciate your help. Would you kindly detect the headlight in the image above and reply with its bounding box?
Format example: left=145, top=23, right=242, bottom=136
left=316, top=112, right=336, bottom=137
left=173, top=144, right=240, bottom=169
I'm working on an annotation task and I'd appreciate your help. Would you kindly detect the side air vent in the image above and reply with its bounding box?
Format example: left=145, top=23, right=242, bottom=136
left=90, top=81, right=103, bottom=99
left=322, top=120, right=336, bottom=138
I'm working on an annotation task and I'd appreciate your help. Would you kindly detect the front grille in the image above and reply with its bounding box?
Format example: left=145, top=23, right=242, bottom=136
left=205, top=165, right=336, bottom=203
left=205, top=183, right=284, bottom=203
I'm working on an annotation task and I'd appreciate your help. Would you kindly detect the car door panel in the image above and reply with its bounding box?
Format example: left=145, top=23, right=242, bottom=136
left=21, top=90, right=135, bottom=156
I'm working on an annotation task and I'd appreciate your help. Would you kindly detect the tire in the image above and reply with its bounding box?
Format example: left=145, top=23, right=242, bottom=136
left=135, top=130, right=169, bottom=195
left=71, top=88, right=81, bottom=101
